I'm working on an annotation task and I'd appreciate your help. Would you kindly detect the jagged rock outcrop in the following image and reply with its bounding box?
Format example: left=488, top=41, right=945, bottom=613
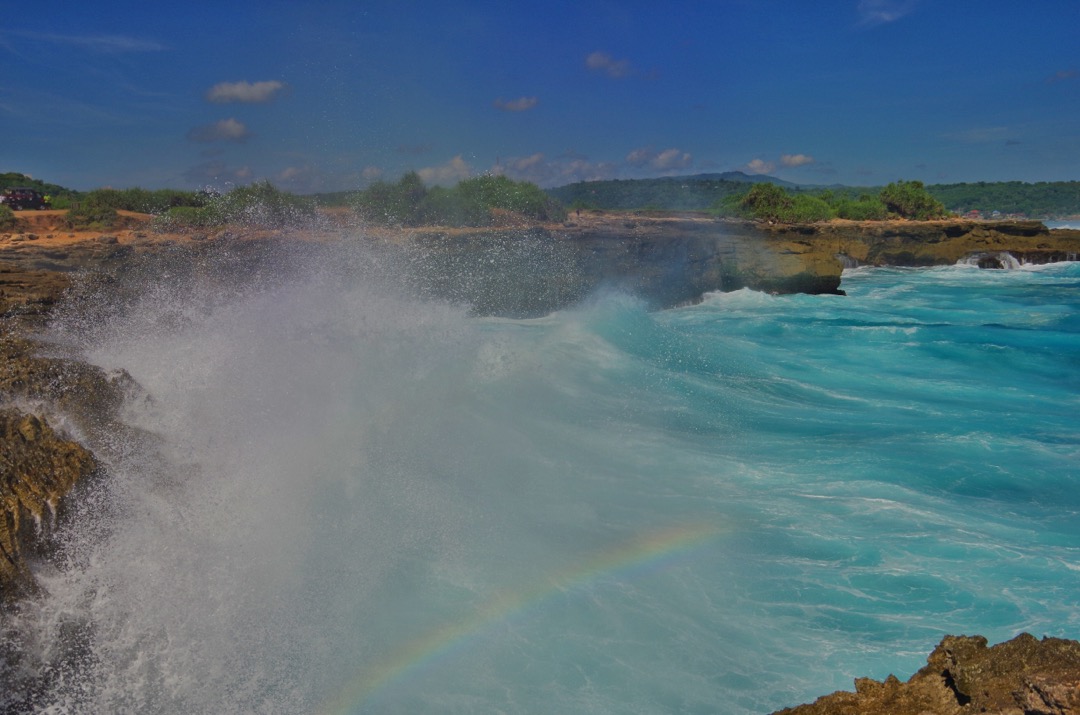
left=766, top=219, right=1080, bottom=269
left=403, top=217, right=1080, bottom=315
left=773, top=633, right=1080, bottom=715
left=0, top=336, right=137, bottom=599
left=0, top=409, right=97, bottom=600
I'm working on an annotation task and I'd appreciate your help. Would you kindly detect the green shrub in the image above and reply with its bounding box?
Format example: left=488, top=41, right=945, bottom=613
left=212, top=181, right=317, bottom=228
left=65, top=199, right=120, bottom=229
left=786, top=194, right=835, bottom=222
left=78, top=187, right=207, bottom=214
left=833, top=196, right=889, bottom=220
left=354, top=172, right=427, bottom=226
left=355, top=173, right=565, bottom=227
left=0, top=205, right=16, bottom=231
left=879, top=180, right=947, bottom=220
left=728, top=183, right=835, bottom=223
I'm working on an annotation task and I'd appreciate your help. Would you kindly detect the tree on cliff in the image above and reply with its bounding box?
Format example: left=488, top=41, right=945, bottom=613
left=355, top=173, right=565, bottom=227
left=879, top=180, right=948, bottom=220
left=731, top=183, right=833, bottom=223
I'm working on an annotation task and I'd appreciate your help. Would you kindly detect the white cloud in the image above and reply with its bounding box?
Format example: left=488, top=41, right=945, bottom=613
left=857, top=0, right=917, bottom=27
left=187, top=118, right=251, bottom=143
left=275, top=165, right=327, bottom=193
left=276, top=166, right=305, bottom=181
left=781, top=153, right=815, bottom=167
left=491, top=153, right=617, bottom=187
left=586, top=51, right=632, bottom=78
left=745, top=158, right=776, bottom=175
left=206, top=80, right=286, bottom=104
left=493, top=96, right=539, bottom=112
left=418, top=155, right=473, bottom=185
left=652, top=148, right=692, bottom=171
left=361, top=166, right=384, bottom=182
left=627, top=146, right=692, bottom=172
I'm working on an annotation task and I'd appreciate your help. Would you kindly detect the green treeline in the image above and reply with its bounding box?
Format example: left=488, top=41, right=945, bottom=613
left=548, top=177, right=1080, bottom=218
left=709, top=181, right=947, bottom=222
left=2, top=170, right=564, bottom=230
left=58, top=182, right=315, bottom=231
left=927, top=181, right=1080, bottom=217
left=350, top=172, right=565, bottom=227
left=546, top=177, right=762, bottom=212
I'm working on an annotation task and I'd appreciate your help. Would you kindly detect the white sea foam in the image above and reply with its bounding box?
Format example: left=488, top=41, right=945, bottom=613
left=3, top=253, right=1078, bottom=715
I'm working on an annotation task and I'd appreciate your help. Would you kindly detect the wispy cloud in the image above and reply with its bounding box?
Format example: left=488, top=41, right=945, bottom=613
left=206, top=80, right=286, bottom=103
left=418, top=155, right=473, bottom=185
left=781, top=153, right=815, bottom=168
left=274, top=164, right=326, bottom=192
left=1046, top=69, right=1078, bottom=84
left=856, top=0, right=917, bottom=28
left=586, top=51, right=632, bottom=78
left=492, top=152, right=617, bottom=187
left=744, top=158, right=776, bottom=175
left=493, top=96, right=539, bottom=112
left=6, top=29, right=165, bottom=53
left=187, top=118, right=251, bottom=143
left=626, top=146, right=692, bottom=172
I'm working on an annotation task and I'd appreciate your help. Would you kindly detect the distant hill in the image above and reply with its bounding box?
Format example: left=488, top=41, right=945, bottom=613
left=675, top=171, right=798, bottom=187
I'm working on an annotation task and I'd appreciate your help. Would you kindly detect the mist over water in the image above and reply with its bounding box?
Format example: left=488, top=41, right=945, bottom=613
left=4, top=241, right=1080, bottom=714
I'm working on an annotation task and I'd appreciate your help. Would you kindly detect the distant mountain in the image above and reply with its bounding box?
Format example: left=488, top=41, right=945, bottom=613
left=676, top=171, right=799, bottom=188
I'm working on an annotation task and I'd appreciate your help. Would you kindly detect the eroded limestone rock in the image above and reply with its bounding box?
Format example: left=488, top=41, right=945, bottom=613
left=0, top=408, right=97, bottom=600
left=773, top=633, right=1080, bottom=715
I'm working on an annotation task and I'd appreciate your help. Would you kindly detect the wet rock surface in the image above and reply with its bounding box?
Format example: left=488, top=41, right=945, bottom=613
left=772, top=633, right=1080, bottom=715
left=0, top=408, right=98, bottom=600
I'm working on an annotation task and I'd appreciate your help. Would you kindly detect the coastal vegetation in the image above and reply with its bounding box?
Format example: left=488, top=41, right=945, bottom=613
left=145, top=182, right=315, bottom=230
left=351, top=172, right=566, bottom=227
left=710, top=180, right=945, bottom=222
left=549, top=175, right=1080, bottom=218
left=3, top=169, right=1077, bottom=232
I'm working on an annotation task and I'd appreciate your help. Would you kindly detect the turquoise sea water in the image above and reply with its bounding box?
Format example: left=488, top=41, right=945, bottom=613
left=6, top=253, right=1080, bottom=714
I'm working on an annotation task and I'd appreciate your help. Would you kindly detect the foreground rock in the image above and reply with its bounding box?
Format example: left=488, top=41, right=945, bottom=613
left=773, top=633, right=1080, bottom=715
left=0, top=409, right=97, bottom=600
left=0, top=336, right=136, bottom=600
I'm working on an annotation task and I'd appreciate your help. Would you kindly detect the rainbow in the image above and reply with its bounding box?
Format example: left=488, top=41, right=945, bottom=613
left=319, top=521, right=724, bottom=714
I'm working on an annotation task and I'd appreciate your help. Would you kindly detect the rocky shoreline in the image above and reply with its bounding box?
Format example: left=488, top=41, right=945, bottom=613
left=771, top=633, right=1080, bottom=715
left=2, top=210, right=1079, bottom=711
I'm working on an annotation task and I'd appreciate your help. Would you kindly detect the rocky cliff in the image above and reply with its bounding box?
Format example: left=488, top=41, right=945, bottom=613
left=402, top=215, right=1080, bottom=312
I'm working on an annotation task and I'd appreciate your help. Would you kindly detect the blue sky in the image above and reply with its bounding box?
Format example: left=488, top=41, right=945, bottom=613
left=2, top=1, right=1078, bottom=192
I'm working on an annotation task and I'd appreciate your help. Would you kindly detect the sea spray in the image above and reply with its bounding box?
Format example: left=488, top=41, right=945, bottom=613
left=4, top=243, right=1079, bottom=714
